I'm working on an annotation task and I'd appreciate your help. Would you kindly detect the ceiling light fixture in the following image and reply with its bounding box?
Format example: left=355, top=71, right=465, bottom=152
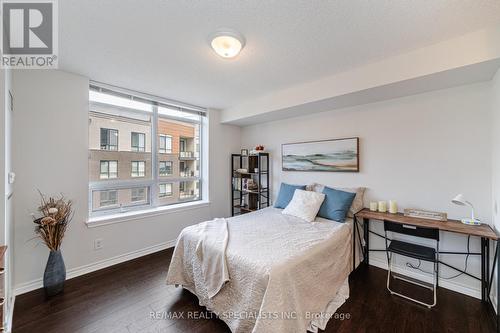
left=210, top=30, right=245, bottom=59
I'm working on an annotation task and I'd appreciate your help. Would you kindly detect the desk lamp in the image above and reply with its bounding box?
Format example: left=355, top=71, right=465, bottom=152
left=451, top=194, right=481, bottom=225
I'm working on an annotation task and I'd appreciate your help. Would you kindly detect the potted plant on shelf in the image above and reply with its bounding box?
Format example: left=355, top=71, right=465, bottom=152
left=32, top=192, right=73, bottom=297
left=249, top=145, right=265, bottom=155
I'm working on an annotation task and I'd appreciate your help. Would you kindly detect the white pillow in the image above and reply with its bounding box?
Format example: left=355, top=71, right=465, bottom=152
left=282, top=189, right=325, bottom=222
left=306, top=183, right=365, bottom=217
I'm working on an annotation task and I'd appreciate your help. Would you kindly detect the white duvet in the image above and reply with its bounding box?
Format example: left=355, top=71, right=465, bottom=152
left=166, top=207, right=355, bottom=333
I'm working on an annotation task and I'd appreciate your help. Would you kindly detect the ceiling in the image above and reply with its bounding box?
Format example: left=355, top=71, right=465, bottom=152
left=59, top=0, right=500, bottom=110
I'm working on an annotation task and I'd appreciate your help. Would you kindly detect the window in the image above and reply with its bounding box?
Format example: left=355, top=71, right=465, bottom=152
left=100, top=160, right=118, bottom=179
left=131, top=187, right=146, bottom=202
left=131, top=161, right=146, bottom=177
left=100, top=128, right=118, bottom=150
left=131, top=132, right=145, bottom=152
left=180, top=138, right=186, bottom=152
left=89, top=83, right=205, bottom=217
left=179, top=180, right=200, bottom=200
left=159, top=161, right=172, bottom=176
left=159, top=183, right=173, bottom=197
left=159, top=135, right=172, bottom=153
left=100, top=190, right=117, bottom=207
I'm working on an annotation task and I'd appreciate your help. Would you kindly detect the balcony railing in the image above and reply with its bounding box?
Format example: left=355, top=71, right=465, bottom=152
left=179, top=151, right=197, bottom=159
left=180, top=169, right=195, bottom=177
left=179, top=190, right=197, bottom=200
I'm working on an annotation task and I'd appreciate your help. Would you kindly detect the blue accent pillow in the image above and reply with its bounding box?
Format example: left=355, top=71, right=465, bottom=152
left=274, top=183, right=306, bottom=209
left=318, top=186, right=356, bottom=222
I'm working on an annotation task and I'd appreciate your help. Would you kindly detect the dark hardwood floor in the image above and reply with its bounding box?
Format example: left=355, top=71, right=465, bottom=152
left=13, top=248, right=496, bottom=333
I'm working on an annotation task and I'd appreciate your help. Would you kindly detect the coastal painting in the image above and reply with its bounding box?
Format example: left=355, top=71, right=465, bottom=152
left=282, top=137, right=359, bottom=172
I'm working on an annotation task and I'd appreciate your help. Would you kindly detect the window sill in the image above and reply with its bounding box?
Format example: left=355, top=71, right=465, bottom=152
left=86, top=200, right=210, bottom=228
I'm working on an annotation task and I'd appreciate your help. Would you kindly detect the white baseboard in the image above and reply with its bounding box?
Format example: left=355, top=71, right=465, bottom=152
left=492, top=293, right=498, bottom=314
left=13, top=239, right=177, bottom=296
left=5, top=295, right=15, bottom=333
left=369, top=256, right=481, bottom=300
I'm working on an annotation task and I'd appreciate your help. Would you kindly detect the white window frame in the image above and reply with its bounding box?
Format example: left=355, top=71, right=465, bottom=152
left=159, top=134, right=172, bottom=154
left=100, top=190, right=118, bottom=207
left=100, top=128, right=118, bottom=151
left=131, top=161, right=146, bottom=178
left=159, top=183, right=173, bottom=197
left=100, top=160, right=118, bottom=179
left=131, top=187, right=147, bottom=203
left=131, top=132, right=145, bottom=152
left=159, top=161, right=172, bottom=176
left=88, top=82, right=207, bottom=219
left=179, top=138, right=186, bottom=152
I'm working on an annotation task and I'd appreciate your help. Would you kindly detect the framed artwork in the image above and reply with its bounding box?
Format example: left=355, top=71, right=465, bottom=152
left=282, top=137, right=359, bottom=172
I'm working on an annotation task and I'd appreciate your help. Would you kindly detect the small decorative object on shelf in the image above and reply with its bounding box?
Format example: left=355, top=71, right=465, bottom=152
left=389, top=200, right=398, bottom=214
left=231, top=152, right=270, bottom=216
left=404, top=208, right=447, bottom=222
left=255, top=145, right=264, bottom=151
left=32, top=191, right=73, bottom=297
left=250, top=145, right=265, bottom=155
left=369, top=202, right=378, bottom=211
left=378, top=201, right=387, bottom=213
left=241, top=149, right=248, bottom=156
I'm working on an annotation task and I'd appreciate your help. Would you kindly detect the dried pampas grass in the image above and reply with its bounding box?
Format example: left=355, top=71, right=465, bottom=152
left=33, top=191, right=73, bottom=251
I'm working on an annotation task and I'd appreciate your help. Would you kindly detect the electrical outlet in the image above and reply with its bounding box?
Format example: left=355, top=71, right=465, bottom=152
left=94, top=238, right=103, bottom=250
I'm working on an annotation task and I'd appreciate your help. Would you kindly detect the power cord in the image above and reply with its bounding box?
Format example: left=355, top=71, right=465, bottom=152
left=405, top=235, right=471, bottom=279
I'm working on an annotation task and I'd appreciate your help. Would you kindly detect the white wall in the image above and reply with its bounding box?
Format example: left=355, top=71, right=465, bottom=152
left=242, top=82, right=492, bottom=298
left=492, top=68, right=500, bottom=309
left=492, top=69, right=500, bottom=232
left=0, top=68, right=14, bottom=330
left=12, top=70, right=241, bottom=292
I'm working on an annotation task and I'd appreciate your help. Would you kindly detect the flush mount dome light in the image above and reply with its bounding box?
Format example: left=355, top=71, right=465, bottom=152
left=210, top=30, right=245, bottom=59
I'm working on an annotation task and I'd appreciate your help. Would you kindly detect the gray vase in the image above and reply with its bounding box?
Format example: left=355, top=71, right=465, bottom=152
left=43, top=250, right=66, bottom=297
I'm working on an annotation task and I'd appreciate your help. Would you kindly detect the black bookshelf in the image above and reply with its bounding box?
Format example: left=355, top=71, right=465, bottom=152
left=231, top=152, right=270, bottom=216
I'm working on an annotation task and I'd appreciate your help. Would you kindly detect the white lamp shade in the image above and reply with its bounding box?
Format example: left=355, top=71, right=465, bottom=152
left=451, top=194, right=467, bottom=206
left=451, top=194, right=480, bottom=225
left=210, top=31, right=245, bottom=58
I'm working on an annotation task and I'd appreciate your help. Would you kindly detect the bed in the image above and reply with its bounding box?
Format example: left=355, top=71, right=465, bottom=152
left=166, top=206, right=360, bottom=333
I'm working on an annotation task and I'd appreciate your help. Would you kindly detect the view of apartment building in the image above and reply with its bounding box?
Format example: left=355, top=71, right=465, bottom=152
left=89, top=110, right=200, bottom=212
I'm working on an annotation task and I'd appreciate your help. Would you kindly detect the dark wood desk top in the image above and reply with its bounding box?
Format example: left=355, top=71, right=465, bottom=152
left=355, top=208, right=498, bottom=240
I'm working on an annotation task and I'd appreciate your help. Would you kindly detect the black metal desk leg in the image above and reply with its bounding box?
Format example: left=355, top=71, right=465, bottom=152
left=481, top=237, right=488, bottom=302
left=363, top=218, right=369, bottom=265
left=487, top=238, right=490, bottom=301
left=481, top=237, right=485, bottom=302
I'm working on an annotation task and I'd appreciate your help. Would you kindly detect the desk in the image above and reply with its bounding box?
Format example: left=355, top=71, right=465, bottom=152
left=354, top=209, right=499, bottom=330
